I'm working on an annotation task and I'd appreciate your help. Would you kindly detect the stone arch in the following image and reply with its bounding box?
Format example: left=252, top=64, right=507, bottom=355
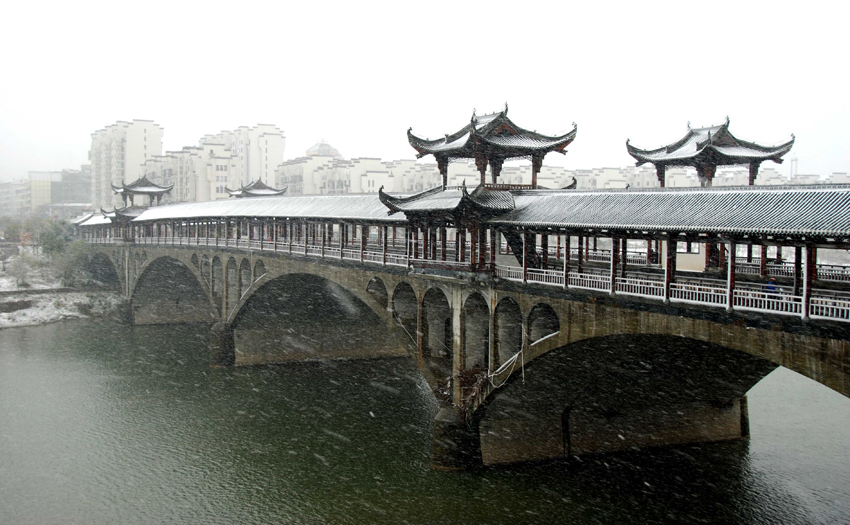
left=366, top=277, right=389, bottom=309
left=494, top=297, right=522, bottom=368
left=392, top=282, right=418, bottom=342
left=88, top=252, right=121, bottom=290
left=463, top=292, right=490, bottom=371
left=473, top=334, right=778, bottom=466
left=201, top=255, right=211, bottom=285
left=253, top=260, right=266, bottom=282
left=239, top=258, right=251, bottom=297
left=130, top=255, right=216, bottom=325
left=191, top=253, right=199, bottom=270
left=528, top=303, right=559, bottom=344
left=228, top=273, right=407, bottom=366
left=226, top=257, right=238, bottom=317
left=422, top=287, right=453, bottom=382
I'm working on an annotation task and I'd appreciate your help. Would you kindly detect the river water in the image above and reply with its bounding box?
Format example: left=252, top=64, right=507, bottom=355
left=1, top=320, right=848, bottom=524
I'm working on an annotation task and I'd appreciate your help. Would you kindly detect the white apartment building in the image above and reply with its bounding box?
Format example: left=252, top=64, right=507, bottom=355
left=199, top=124, right=285, bottom=187
left=276, top=142, right=845, bottom=197
left=143, top=142, right=239, bottom=205
left=89, top=120, right=163, bottom=209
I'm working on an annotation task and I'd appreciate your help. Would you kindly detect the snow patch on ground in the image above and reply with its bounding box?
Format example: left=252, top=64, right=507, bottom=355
left=0, top=291, right=125, bottom=329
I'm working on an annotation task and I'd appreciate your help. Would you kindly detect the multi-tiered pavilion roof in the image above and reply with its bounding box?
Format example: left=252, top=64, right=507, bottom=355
left=408, top=105, right=577, bottom=188
left=226, top=179, right=287, bottom=198
left=627, top=117, right=794, bottom=187
left=112, top=175, right=173, bottom=206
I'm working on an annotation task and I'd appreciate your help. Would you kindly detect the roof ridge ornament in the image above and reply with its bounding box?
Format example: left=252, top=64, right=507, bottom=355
left=504, top=102, right=509, bottom=114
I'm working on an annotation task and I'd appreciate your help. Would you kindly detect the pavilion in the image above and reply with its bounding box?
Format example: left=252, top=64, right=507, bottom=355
left=112, top=175, right=173, bottom=207
left=407, top=104, right=577, bottom=189
left=626, top=117, right=794, bottom=187
left=226, top=179, right=287, bottom=198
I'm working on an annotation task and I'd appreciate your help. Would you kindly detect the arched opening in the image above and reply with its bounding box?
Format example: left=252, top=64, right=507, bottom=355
left=422, top=287, right=453, bottom=381
left=131, top=256, right=215, bottom=325
left=230, top=273, right=406, bottom=366
left=226, top=257, right=238, bottom=316
left=239, top=258, right=251, bottom=297
left=201, top=255, right=211, bottom=286
left=191, top=253, right=199, bottom=270
left=463, top=293, right=489, bottom=371
left=366, top=277, right=389, bottom=309
left=476, top=335, right=778, bottom=466
left=494, top=298, right=522, bottom=368
left=391, top=282, right=417, bottom=343
left=87, top=252, right=121, bottom=290
left=211, top=256, right=223, bottom=313
left=528, top=303, right=559, bottom=344
left=253, top=260, right=266, bottom=282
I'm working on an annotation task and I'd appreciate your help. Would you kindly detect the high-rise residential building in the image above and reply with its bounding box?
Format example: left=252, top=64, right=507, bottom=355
left=144, top=142, right=238, bottom=204
left=89, top=120, right=163, bottom=209
left=199, top=124, right=285, bottom=187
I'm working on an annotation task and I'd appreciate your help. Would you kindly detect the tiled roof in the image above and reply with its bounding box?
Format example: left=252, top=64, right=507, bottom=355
left=627, top=118, right=794, bottom=167
left=408, top=106, right=576, bottom=160
left=132, top=194, right=407, bottom=223
left=493, top=185, right=850, bottom=237
left=112, top=175, right=173, bottom=195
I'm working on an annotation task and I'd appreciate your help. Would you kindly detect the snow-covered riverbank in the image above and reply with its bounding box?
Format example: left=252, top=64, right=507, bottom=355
left=0, top=251, right=125, bottom=329
left=0, top=291, right=126, bottom=329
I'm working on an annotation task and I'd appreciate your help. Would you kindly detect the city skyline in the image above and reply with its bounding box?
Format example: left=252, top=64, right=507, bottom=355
left=1, top=2, right=847, bottom=181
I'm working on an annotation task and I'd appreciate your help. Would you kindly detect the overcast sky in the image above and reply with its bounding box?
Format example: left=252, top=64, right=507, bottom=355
left=1, top=1, right=847, bottom=182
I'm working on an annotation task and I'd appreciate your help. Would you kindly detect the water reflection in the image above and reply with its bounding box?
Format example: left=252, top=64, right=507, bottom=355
left=0, top=321, right=847, bottom=524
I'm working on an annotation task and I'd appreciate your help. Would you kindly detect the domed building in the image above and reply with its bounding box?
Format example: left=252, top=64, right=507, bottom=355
left=305, top=141, right=342, bottom=159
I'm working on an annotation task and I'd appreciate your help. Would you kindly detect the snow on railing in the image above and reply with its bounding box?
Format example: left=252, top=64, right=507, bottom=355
left=616, top=277, right=665, bottom=298
left=494, top=265, right=523, bottom=282
left=527, top=267, right=564, bottom=286
left=669, top=282, right=726, bottom=306
left=569, top=272, right=611, bottom=291
left=811, top=297, right=850, bottom=321
left=734, top=289, right=801, bottom=315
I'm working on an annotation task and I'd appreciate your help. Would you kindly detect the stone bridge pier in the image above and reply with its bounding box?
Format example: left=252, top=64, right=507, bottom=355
left=87, top=244, right=850, bottom=469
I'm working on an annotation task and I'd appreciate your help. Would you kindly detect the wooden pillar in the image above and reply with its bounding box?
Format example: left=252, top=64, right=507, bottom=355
left=646, top=240, right=652, bottom=266
left=665, top=237, right=677, bottom=303
left=531, top=154, right=543, bottom=189
left=747, top=244, right=753, bottom=263
left=726, top=239, right=736, bottom=311
left=748, top=161, right=760, bottom=186
left=541, top=234, right=549, bottom=268
left=360, top=225, right=366, bottom=262
left=620, top=237, right=627, bottom=277
left=802, top=244, right=813, bottom=320
left=718, top=242, right=726, bottom=268
left=382, top=226, right=388, bottom=266
left=577, top=235, right=584, bottom=273
left=585, top=236, right=590, bottom=262
left=431, top=227, right=438, bottom=261
left=760, top=245, right=767, bottom=277
left=470, top=227, right=478, bottom=270
left=321, top=223, right=326, bottom=258
left=478, top=227, right=486, bottom=269
left=522, top=232, right=528, bottom=283
left=489, top=157, right=504, bottom=185
left=793, top=246, right=802, bottom=296
left=413, top=228, right=419, bottom=260
left=437, top=156, right=449, bottom=188
left=610, top=236, right=619, bottom=295
left=339, top=223, right=344, bottom=259
left=303, top=222, right=308, bottom=256
left=563, top=234, right=571, bottom=289
left=441, top=227, right=447, bottom=261
left=458, top=229, right=464, bottom=262
left=812, top=246, right=818, bottom=280
left=656, top=164, right=666, bottom=187
left=489, top=229, right=496, bottom=264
